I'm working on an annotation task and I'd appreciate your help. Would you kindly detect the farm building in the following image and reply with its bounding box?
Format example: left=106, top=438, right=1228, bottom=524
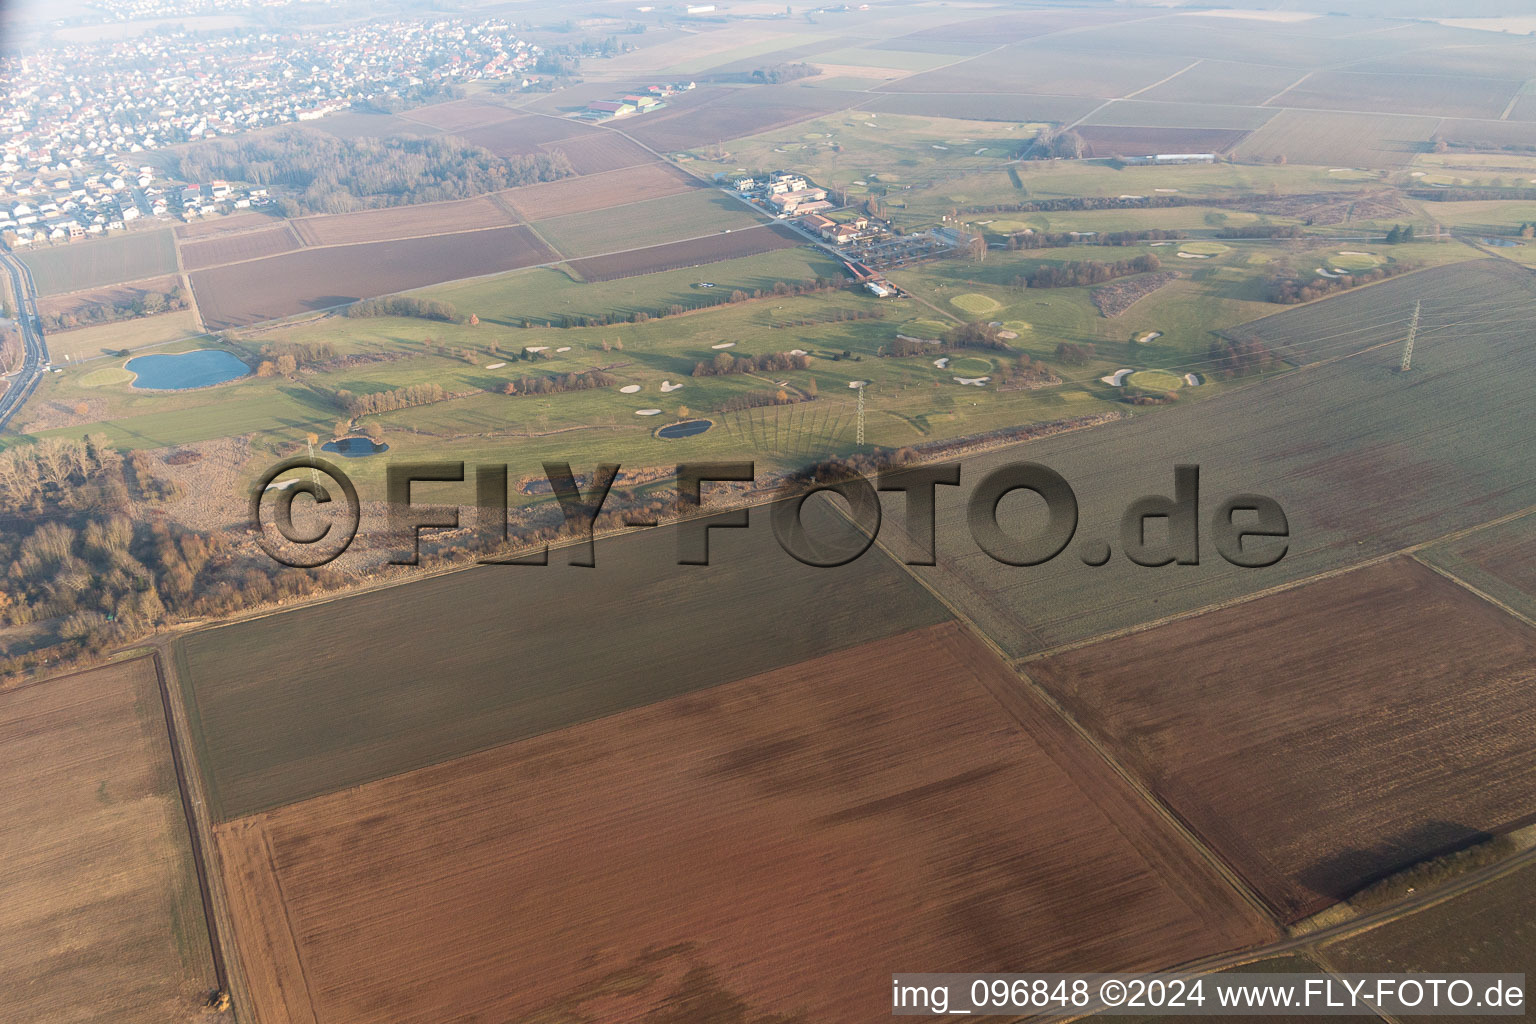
left=768, top=187, right=828, bottom=215
left=1125, top=153, right=1216, bottom=165
left=865, top=280, right=893, bottom=298
left=800, top=213, right=836, bottom=234
left=586, top=100, right=634, bottom=116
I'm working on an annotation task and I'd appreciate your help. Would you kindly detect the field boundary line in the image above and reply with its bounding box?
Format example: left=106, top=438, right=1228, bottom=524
left=1016, top=502, right=1536, bottom=667
left=1407, top=551, right=1536, bottom=630
left=149, top=649, right=232, bottom=1008
left=181, top=222, right=538, bottom=273
left=1259, top=70, right=1312, bottom=107
left=822, top=499, right=1280, bottom=933
left=1121, top=58, right=1204, bottom=101
left=154, top=642, right=259, bottom=1020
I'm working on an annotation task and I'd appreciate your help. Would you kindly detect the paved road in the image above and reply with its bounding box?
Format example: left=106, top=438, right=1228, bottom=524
left=0, top=250, right=49, bottom=431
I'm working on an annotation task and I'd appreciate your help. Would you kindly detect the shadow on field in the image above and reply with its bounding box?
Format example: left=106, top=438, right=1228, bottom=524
left=1298, top=819, right=1493, bottom=904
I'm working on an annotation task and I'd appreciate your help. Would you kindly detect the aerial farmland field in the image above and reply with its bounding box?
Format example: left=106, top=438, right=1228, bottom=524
left=179, top=223, right=300, bottom=271
left=1420, top=512, right=1536, bottom=622
left=1268, top=71, right=1521, bottom=121
left=1025, top=557, right=1536, bottom=921
left=497, top=162, right=697, bottom=220
left=567, top=221, right=803, bottom=281
left=0, top=658, right=218, bottom=1022
left=19, top=228, right=179, bottom=296
left=211, top=622, right=1273, bottom=1024
left=290, top=195, right=516, bottom=247
left=188, top=225, right=555, bottom=328
left=531, top=189, right=768, bottom=259
left=901, top=259, right=1536, bottom=657
left=176, top=497, right=952, bottom=821
left=1234, top=109, right=1440, bottom=169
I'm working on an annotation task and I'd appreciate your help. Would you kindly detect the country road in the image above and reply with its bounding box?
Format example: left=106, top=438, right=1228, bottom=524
left=0, top=250, right=50, bottom=431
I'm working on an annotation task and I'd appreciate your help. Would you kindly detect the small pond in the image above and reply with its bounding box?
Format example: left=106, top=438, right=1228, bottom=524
left=126, top=349, right=251, bottom=390
left=656, top=419, right=714, bottom=439
left=321, top=436, right=390, bottom=457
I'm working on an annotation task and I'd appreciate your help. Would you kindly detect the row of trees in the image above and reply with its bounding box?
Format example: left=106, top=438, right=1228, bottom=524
left=500, top=370, right=616, bottom=396
left=176, top=128, right=576, bottom=215
left=1004, top=228, right=1182, bottom=249
left=347, top=296, right=460, bottom=322
left=750, top=62, right=816, bottom=83
left=1264, top=260, right=1417, bottom=304
left=692, top=351, right=812, bottom=377
left=334, top=382, right=450, bottom=417
left=41, top=284, right=190, bottom=332
left=1207, top=336, right=1277, bottom=378
left=253, top=340, right=339, bottom=377
left=1013, top=254, right=1161, bottom=289
left=1384, top=224, right=1417, bottom=244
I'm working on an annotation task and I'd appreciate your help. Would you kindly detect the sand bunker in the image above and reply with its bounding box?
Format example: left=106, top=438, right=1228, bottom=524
left=660, top=381, right=683, bottom=393
left=1137, top=331, right=1162, bottom=344
left=556, top=346, right=571, bottom=353
left=525, top=346, right=549, bottom=353
left=635, top=408, right=662, bottom=416
left=848, top=380, right=869, bottom=388
left=953, top=376, right=990, bottom=386
left=1101, top=368, right=1134, bottom=387
left=619, top=384, right=642, bottom=394
left=711, top=342, right=736, bottom=350
left=1185, top=373, right=1204, bottom=386
left=1177, top=252, right=1210, bottom=259
left=485, top=362, right=506, bottom=369
left=934, top=357, right=950, bottom=368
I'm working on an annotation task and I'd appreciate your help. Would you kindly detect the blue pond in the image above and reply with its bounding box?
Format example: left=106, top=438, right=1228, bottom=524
left=126, top=349, right=251, bottom=390
left=656, top=418, right=713, bottom=439
left=322, top=436, right=390, bottom=457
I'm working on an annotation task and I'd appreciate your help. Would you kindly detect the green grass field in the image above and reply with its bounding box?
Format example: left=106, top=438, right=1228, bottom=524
left=1125, top=369, right=1184, bottom=392
left=18, top=229, right=178, bottom=296
left=1327, top=251, right=1382, bottom=271
left=950, top=356, right=993, bottom=375
left=1178, top=242, right=1230, bottom=256
left=78, top=366, right=135, bottom=387
left=45, top=309, right=207, bottom=364
left=530, top=190, right=769, bottom=259
left=950, top=292, right=1001, bottom=315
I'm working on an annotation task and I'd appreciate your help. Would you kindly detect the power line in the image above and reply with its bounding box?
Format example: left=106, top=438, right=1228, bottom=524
left=1400, top=300, right=1420, bottom=372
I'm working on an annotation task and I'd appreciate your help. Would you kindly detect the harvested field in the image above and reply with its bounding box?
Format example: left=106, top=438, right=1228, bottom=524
left=498, top=162, right=696, bottom=220
left=174, top=211, right=284, bottom=240
left=179, top=223, right=299, bottom=270
left=1026, top=557, right=1536, bottom=921
left=19, top=228, right=178, bottom=296
left=455, top=114, right=594, bottom=157
left=1434, top=117, right=1536, bottom=151
left=395, top=97, right=521, bottom=132
left=1081, top=99, right=1280, bottom=131
left=904, top=259, right=1536, bottom=658
left=1421, top=512, right=1536, bottom=622
left=865, top=91, right=1101, bottom=124
left=567, top=222, right=803, bottom=281
left=870, top=9, right=1141, bottom=51
left=532, top=189, right=766, bottom=259
left=177, top=497, right=951, bottom=821
left=1234, top=109, right=1439, bottom=168
left=878, top=46, right=1194, bottom=98
left=313, top=110, right=429, bottom=140
left=188, top=225, right=553, bottom=328
left=624, top=86, right=868, bottom=152
left=1267, top=71, right=1519, bottom=121
left=212, top=622, right=1273, bottom=1024
left=1326, top=859, right=1536, bottom=980
left=540, top=131, right=657, bottom=174
left=36, top=272, right=184, bottom=321
left=1135, top=61, right=1308, bottom=109
left=0, top=658, right=218, bottom=1023
left=1077, top=125, right=1250, bottom=157
left=291, top=195, right=515, bottom=247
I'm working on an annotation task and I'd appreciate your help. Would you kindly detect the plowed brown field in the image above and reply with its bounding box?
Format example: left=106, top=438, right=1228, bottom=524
left=291, top=195, right=516, bottom=247
left=1027, top=557, right=1536, bottom=922
left=180, top=224, right=300, bottom=270
left=498, top=162, right=697, bottom=219
left=214, top=622, right=1272, bottom=1024
left=0, top=659, right=217, bottom=1023
left=568, top=222, right=802, bottom=281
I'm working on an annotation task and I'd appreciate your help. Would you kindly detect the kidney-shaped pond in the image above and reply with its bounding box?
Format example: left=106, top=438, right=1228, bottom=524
left=126, top=349, right=251, bottom=390
left=656, top=418, right=713, bottom=439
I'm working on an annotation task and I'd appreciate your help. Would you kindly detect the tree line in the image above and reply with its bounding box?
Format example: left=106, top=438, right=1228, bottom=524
left=692, top=351, right=811, bottom=377
left=334, top=382, right=450, bottom=417
left=1012, top=254, right=1161, bottom=289
left=1207, top=336, right=1278, bottom=378
left=1004, top=228, right=1182, bottom=249
left=347, top=296, right=460, bottom=322
left=40, top=283, right=190, bottom=332
left=176, top=128, right=576, bottom=215
left=500, top=369, right=616, bottom=396
left=1265, top=260, right=1418, bottom=304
